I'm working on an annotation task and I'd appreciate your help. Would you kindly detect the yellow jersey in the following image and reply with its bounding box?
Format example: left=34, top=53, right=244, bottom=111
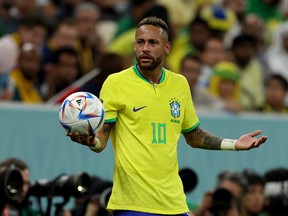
left=100, top=65, right=200, bottom=214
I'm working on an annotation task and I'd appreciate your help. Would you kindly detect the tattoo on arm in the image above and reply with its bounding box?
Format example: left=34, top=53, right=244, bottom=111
left=96, top=123, right=114, bottom=145
left=99, top=123, right=113, bottom=136
left=184, top=127, right=223, bottom=150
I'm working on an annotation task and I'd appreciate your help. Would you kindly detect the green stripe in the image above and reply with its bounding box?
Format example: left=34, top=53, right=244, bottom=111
left=181, top=121, right=200, bottom=133
left=105, top=118, right=117, bottom=123
left=132, top=64, right=166, bottom=84
left=132, top=65, right=149, bottom=83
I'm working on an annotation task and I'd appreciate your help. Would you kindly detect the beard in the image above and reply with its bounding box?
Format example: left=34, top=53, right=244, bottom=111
left=136, top=55, right=163, bottom=71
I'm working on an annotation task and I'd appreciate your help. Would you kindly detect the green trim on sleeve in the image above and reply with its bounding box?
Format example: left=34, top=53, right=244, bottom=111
left=181, top=121, right=200, bottom=133
left=105, top=118, right=117, bottom=124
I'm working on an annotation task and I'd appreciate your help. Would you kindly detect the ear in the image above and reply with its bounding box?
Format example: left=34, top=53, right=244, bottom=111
left=165, top=42, right=171, bottom=55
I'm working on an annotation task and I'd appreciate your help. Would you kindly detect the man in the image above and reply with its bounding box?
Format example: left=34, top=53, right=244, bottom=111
left=193, top=170, right=249, bottom=216
left=68, top=17, right=267, bottom=215
left=0, top=157, right=37, bottom=216
left=9, top=43, right=43, bottom=103
left=241, top=170, right=265, bottom=216
left=41, top=47, right=80, bottom=101
left=0, top=14, right=49, bottom=75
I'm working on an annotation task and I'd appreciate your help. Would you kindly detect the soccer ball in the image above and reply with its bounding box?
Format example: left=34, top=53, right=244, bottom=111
left=59, top=91, right=105, bottom=135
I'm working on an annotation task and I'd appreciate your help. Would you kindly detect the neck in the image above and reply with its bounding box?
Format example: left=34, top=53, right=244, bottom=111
left=137, top=64, right=163, bottom=84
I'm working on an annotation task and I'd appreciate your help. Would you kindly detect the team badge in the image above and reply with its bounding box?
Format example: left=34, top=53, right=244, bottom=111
left=169, top=98, right=180, bottom=118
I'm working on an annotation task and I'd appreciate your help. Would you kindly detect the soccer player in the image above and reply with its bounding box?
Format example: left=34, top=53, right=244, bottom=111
left=68, top=17, right=267, bottom=216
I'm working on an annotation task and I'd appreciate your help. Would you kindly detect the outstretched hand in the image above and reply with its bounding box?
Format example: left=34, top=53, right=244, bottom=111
left=67, top=132, right=96, bottom=148
left=235, top=130, right=267, bottom=150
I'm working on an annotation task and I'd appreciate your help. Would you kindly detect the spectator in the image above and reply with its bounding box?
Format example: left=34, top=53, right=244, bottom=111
left=41, top=18, right=79, bottom=83
left=0, top=14, right=49, bottom=75
left=241, top=170, right=266, bottom=216
left=179, top=54, right=225, bottom=112
left=224, top=14, right=266, bottom=51
left=208, top=61, right=242, bottom=113
left=73, top=2, right=104, bottom=75
left=8, top=43, right=43, bottom=103
left=256, top=74, right=288, bottom=113
left=193, top=170, right=248, bottom=216
left=41, top=47, right=81, bottom=101
left=245, top=0, right=284, bottom=33
left=166, top=17, right=212, bottom=73
left=266, top=22, right=288, bottom=82
left=198, top=35, right=227, bottom=88
left=230, top=34, right=265, bottom=111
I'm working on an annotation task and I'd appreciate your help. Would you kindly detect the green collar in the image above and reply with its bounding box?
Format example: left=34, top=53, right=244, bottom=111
left=132, top=65, right=165, bottom=84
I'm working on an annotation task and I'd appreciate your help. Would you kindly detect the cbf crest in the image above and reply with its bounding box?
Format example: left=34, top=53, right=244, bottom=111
left=169, top=98, right=180, bottom=118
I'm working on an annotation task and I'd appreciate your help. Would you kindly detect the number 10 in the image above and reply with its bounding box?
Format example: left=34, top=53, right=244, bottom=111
left=151, top=122, right=166, bottom=144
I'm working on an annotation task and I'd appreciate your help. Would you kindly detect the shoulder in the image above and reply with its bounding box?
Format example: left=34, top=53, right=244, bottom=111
left=165, top=68, right=188, bottom=82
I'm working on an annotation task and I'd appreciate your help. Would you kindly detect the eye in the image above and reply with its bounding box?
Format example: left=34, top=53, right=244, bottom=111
left=136, top=40, right=144, bottom=45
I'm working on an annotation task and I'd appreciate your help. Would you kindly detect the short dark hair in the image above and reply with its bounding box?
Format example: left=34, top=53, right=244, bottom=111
left=19, top=14, right=50, bottom=31
left=265, top=74, right=288, bottom=91
left=218, top=170, right=248, bottom=194
left=53, top=47, right=78, bottom=64
left=180, top=54, right=200, bottom=68
left=137, top=16, right=169, bottom=39
left=231, top=34, right=258, bottom=49
left=0, top=158, right=29, bottom=171
left=242, top=170, right=265, bottom=187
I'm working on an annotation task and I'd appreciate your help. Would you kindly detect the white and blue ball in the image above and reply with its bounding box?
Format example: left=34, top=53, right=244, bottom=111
left=59, top=91, right=105, bottom=135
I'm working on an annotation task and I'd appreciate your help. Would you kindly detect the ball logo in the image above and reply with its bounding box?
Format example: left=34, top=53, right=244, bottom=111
left=169, top=99, right=180, bottom=118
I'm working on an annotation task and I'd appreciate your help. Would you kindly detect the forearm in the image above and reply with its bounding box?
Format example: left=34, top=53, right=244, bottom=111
left=89, top=123, right=113, bottom=153
left=184, top=127, right=223, bottom=150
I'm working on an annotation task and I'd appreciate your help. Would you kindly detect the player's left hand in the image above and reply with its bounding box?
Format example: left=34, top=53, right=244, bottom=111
left=235, top=130, right=267, bottom=150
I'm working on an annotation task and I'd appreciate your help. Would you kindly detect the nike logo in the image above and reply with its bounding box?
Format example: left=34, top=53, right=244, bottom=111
left=133, top=106, right=147, bottom=112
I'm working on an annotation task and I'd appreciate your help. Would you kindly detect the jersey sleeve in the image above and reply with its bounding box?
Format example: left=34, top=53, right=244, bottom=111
left=99, top=75, right=120, bottom=123
left=181, top=78, right=200, bottom=133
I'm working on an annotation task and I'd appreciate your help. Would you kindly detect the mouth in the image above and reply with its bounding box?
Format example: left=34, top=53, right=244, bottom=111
left=140, top=55, right=152, bottom=63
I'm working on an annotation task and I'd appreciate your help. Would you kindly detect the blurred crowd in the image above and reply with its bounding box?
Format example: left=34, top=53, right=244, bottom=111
left=2, top=157, right=288, bottom=216
left=0, top=0, right=288, bottom=114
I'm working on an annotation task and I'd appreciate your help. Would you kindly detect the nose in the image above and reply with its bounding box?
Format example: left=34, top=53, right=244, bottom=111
left=142, top=42, right=150, bottom=52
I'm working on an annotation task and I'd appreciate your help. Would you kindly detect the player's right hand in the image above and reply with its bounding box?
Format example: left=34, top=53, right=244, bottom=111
left=67, top=132, right=95, bottom=148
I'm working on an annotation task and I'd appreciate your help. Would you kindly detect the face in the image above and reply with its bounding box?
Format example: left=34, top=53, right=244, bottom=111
left=21, top=26, right=47, bottom=47
left=180, top=58, right=201, bottom=87
left=219, top=179, right=244, bottom=201
left=134, top=25, right=170, bottom=71
left=53, top=24, right=79, bottom=48
left=201, top=38, right=226, bottom=67
left=266, top=78, right=287, bottom=106
left=18, top=169, right=30, bottom=203
left=18, top=50, right=41, bottom=79
left=242, top=17, right=265, bottom=41
left=190, top=23, right=211, bottom=51
left=218, top=79, right=237, bottom=99
left=232, top=42, right=256, bottom=67
left=75, top=10, right=99, bottom=39
left=56, top=53, right=79, bottom=83
left=242, top=184, right=265, bottom=213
